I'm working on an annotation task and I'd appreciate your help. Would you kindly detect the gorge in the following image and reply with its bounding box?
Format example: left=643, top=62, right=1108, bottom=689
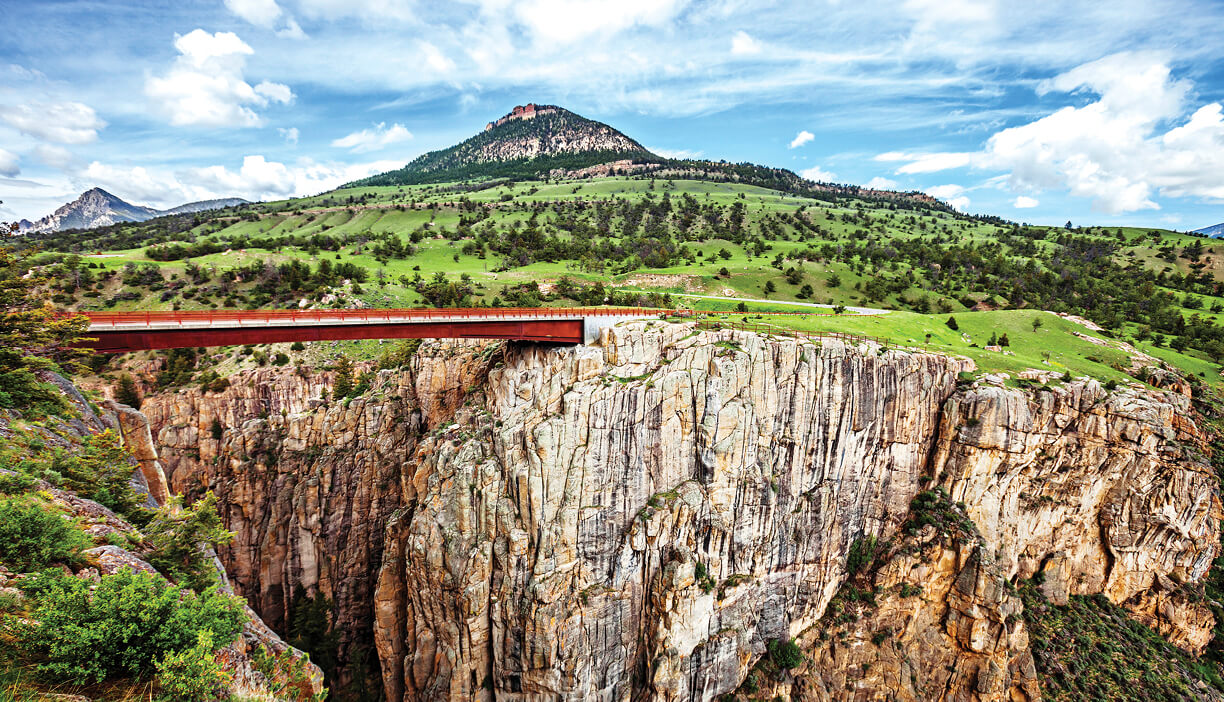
left=122, top=319, right=1221, bottom=701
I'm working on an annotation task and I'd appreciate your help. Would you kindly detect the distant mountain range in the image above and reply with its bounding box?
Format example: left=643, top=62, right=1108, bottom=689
left=1193, top=222, right=1224, bottom=238
left=18, top=188, right=248, bottom=234
left=348, top=103, right=946, bottom=210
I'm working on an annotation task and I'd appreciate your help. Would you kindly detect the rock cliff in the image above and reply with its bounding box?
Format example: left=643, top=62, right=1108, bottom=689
left=134, top=322, right=1221, bottom=701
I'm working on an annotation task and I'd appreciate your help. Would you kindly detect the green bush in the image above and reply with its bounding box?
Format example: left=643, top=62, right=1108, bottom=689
left=51, top=430, right=152, bottom=526
left=0, top=471, right=36, bottom=494
left=0, top=497, right=90, bottom=571
left=155, top=630, right=232, bottom=702
left=846, top=535, right=878, bottom=574
left=767, top=637, right=804, bottom=669
left=146, top=492, right=234, bottom=592
left=17, top=568, right=244, bottom=684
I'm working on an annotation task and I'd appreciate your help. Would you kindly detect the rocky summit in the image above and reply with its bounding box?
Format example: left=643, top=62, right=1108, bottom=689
left=354, top=104, right=654, bottom=187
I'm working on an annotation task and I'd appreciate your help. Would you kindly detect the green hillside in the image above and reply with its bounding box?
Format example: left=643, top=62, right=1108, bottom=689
left=22, top=175, right=1224, bottom=388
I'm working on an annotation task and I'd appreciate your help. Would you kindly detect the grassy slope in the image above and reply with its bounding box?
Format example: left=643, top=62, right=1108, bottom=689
left=58, top=177, right=1224, bottom=385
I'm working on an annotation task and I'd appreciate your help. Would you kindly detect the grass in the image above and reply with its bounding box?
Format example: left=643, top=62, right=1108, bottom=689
left=43, top=175, right=1224, bottom=386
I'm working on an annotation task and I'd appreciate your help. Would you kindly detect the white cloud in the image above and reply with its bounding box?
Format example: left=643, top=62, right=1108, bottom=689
left=0, top=148, right=18, bottom=177
left=509, top=0, right=690, bottom=44
left=180, top=155, right=403, bottom=200
left=73, top=155, right=402, bottom=209
left=800, top=166, right=837, bottom=182
left=788, top=130, right=814, bottom=149
left=1012, top=195, right=1039, bottom=208
left=864, top=176, right=898, bottom=190
left=876, top=150, right=973, bottom=174
left=278, top=127, right=300, bottom=145
left=0, top=101, right=105, bottom=144
left=33, top=144, right=74, bottom=169
left=419, top=42, right=456, bottom=75
left=331, top=122, right=413, bottom=153
left=224, top=0, right=282, bottom=27
left=731, top=30, right=762, bottom=56
left=925, top=183, right=969, bottom=211
left=877, top=52, right=1224, bottom=214
left=224, top=0, right=308, bottom=38
left=647, top=146, right=703, bottom=159
left=145, top=29, right=293, bottom=128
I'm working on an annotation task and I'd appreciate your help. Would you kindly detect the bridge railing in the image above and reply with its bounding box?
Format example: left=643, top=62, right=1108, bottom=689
left=83, top=306, right=663, bottom=329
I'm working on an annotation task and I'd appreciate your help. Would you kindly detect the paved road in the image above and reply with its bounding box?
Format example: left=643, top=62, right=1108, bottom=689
left=625, top=290, right=891, bottom=316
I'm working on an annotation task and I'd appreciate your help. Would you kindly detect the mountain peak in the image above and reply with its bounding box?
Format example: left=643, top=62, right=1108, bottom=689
left=484, top=103, right=561, bottom=131
left=20, top=190, right=248, bottom=234
left=354, top=104, right=653, bottom=187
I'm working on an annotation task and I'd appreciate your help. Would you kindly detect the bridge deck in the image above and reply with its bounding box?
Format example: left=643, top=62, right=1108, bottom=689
left=81, top=307, right=658, bottom=352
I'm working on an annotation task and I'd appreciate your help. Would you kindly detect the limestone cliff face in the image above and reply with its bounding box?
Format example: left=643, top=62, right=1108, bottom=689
left=136, top=323, right=1221, bottom=701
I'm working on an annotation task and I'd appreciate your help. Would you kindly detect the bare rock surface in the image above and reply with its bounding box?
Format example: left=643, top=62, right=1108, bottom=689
left=135, top=322, right=1221, bottom=701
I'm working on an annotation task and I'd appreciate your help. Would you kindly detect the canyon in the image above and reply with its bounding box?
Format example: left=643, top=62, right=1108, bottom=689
left=128, top=321, right=1221, bottom=700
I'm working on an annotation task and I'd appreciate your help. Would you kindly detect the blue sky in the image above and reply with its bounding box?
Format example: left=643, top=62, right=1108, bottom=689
left=2, top=0, right=1224, bottom=230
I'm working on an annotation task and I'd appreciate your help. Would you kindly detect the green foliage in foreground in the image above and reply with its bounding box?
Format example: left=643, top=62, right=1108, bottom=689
left=153, top=630, right=231, bottom=702
left=11, top=568, right=245, bottom=684
left=146, top=492, right=235, bottom=592
left=1022, top=584, right=1224, bottom=700
left=0, top=497, right=90, bottom=572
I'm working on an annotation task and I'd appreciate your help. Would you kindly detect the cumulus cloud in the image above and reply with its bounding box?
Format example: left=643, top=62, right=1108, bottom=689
left=145, top=29, right=294, bottom=128
left=800, top=165, right=837, bottom=182
left=925, top=183, right=969, bottom=211
left=647, top=146, right=703, bottom=159
left=331, top=122, right=413, bottom=153
left=224, top=0, right=308, bottom=38
left=73, top=155, right=402, bottom=209
left=864, top=176, right=898, bottom=190
left=788, top=130, right=814, bottom=149
left=0, top=101, right=105, bottom=144
left=877, top=52, right=1224, bottom=214
left=180, top=155, right=403, bottom=200
left=0, top=148, right=18, bottom=177
left=731, top=31, right=762, bottom=55
left=1012, top=195, right=1038, bottom=208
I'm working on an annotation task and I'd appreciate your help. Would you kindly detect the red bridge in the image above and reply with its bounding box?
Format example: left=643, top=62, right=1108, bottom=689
left=81, top=307, right=658, bottom=353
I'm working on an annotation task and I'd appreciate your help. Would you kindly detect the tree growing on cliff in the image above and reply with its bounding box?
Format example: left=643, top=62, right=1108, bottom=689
left=146, top=492, right=234, bottom=592
left=331, top=356, right=355, bottom=399
left=0, top=246, right=91, bottom=416
left=116, top=373, right=142, bottom=408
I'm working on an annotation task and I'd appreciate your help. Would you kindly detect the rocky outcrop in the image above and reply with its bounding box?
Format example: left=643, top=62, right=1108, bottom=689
left=135, top=323, right=1221, bottom=701
left=138, top=342, right=496, bottom=693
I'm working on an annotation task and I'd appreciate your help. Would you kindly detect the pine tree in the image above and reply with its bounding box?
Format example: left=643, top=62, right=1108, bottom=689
left=116, top=374, right=142, bottom=409
left=332, top=357, right=355, bottom=400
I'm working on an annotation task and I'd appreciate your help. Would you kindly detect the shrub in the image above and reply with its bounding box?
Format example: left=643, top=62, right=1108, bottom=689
left=846, top=535, right=879, bottom=574
left=377, top=338, right=422, bottom=370
left=209, top=418, right=224, bottom=441
left=115, top=373, right=142, bottom=408
left=0, top=497, right=90, bottom=571
left=0, top=471, right=36, bottom=494
left=767, top=638, right=804, bottom=670
left=154, top=631, right=232, bottom=702
left=146, top=492, right=234, bottom=592
left=52, top=430, right=151, bottom=526
left=945, top=316, right=959, bottom=331
left=17, top=568, right=245, bottom=684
